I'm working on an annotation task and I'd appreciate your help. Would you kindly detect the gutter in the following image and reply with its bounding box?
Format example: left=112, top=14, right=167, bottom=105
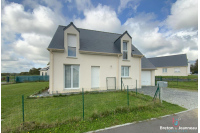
left=79, top=50, right=122, bottom=56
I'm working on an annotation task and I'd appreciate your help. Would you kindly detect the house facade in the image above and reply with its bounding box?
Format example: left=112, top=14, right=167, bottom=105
left=148, top=54, right=190, bottom=76
left=47, top=22, right=144, bottom=94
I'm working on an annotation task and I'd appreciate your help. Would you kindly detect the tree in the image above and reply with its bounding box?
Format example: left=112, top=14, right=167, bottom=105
left=190, top=59, right=198, bottom=74
left=194, top=59, right=198, bottom=73
left=29, top=68, right=41, bottom=75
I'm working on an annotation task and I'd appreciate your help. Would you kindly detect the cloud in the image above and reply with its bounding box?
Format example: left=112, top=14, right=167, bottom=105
left=1, top=1, right=67, bottom=73
left=74, top=4, right=122, bottom=33
left=123, top=11, right=198, bottom=61
left=165, top=0, right=198, bottom=30
left=2, top=3, right=66, bottom=37
left=118, top=0, right=140, bottom=13
left=75, top=0, right=93, bottom=12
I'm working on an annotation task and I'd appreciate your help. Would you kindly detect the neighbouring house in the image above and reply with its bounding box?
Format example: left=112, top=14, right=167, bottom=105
left=39, top=66, right=50, bottom=76
left=47, top=22, right=150, bottom=94
left=148, top=54, right=190, bottom=76
left=141, top=57, right=156, bottom=86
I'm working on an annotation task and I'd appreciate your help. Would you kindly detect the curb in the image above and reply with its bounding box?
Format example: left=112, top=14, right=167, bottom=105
left=86, top=108, right=198, bottom=133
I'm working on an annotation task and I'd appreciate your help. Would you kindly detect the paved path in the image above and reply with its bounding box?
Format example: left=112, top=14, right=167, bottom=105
left=97, top=108, right=198, bottom=133
left=136, top=86, right=198, bottom=109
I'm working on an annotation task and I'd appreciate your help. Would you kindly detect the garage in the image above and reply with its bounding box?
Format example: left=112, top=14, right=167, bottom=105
left=141, top=71, right=151, bottom=86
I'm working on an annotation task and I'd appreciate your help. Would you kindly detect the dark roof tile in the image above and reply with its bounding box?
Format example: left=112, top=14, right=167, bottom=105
left=148, top=54, right=188, bottom=67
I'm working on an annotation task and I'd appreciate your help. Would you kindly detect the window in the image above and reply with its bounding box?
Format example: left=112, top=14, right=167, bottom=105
left=65, top=65, right=79, bottom=89
left=121, top=66, right=129, bottom=77
left=123, top=42, right=128, bottom=60
left=162, top=68, right=167, bottom=73
left=67, top=34, right=77, bottom=57
left=174, top=68, right=180, bottom=73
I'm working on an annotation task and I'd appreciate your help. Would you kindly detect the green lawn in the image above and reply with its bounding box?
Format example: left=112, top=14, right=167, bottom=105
left=168, top=81, right=198, bottom=90
left=156, top=75, right=198, bottom=91
left=1, top=82, right=186, bottom=133
left=156, top=75, right=198, bottom=79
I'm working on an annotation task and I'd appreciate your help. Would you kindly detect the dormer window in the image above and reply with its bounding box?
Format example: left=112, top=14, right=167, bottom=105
left=123, top=42, right=128, bottom=60
left=67, top=34, right=77, bottom=57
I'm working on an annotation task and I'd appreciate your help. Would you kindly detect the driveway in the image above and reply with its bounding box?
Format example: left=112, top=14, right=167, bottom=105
left=137, top=86, right=198, bottom=109
left=96, top=108, right=198, bottom=133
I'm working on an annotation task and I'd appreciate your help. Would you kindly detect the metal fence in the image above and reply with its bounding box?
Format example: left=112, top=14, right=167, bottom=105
left=16, top=76, right=49, bottom=83
left=1, top=75, right=49, bottom=83
left=1, top=83, right=160, bottom=133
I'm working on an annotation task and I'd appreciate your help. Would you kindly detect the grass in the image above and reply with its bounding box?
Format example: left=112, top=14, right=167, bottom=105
left=156, top=75, right=198, bottom=79
left=168, top=81, right=198, bottom=90
left=156, top=75, right=198, bottom=91
left=1, top=82, right=186, bottom=133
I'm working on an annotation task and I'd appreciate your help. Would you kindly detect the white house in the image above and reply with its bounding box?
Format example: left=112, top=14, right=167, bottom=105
left=47, top=22, right=155, bottom=94
left=39, top=66, right=50, bottom=76
left=148, top=54, right=190, bottom=76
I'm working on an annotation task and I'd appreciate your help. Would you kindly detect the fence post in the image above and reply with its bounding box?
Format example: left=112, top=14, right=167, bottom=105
left=136, top=80, right=137, bottom=95
left=177, top=76, right=178, bottom=86
left=121, top=77, right=122, bottom=91
left=22, top=95, right=25, bottom=124
left=82, top=88, right=84, bottom=121
left=158, top=85, right=160, bottom=101
left=127, top=86, right=129, bottom=107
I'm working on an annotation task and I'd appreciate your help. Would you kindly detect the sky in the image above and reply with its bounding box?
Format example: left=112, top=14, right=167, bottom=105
left=1, top=0, right=198, bottom=73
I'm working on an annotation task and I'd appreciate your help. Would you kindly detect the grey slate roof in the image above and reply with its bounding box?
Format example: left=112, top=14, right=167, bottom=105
left=141, top=57, right=156, bottom=69
left=48, top=26, right=65, bottom=50
left=40, top=66, right=49, bottom=71
left=48, top=23, right=143, bottom=56
left=79, top=28, right=121, bottom=53
left=132, top=45, right=143, bottom=56
left=148, top=54, right=188, bottom=67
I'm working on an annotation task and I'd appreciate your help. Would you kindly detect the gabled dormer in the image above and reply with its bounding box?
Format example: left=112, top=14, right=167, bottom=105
left=114, top=31, right=132, bottom=60
left=64, top=22, right=80, bottom=58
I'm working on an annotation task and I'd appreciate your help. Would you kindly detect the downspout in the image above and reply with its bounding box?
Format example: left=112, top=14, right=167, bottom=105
left=50, top=50, right=54, bottom=94
left=117, top=54, right=120, bottom=89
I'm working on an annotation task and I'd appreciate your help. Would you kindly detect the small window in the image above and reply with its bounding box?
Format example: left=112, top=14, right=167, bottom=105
left=121, top=66, right=129, bottom=77
left=174, top=68, right=180, bottom=73
left=162, top=68, right=167, bottom=73
left=67, top=34, right=77, bottom=57
left=123, top=42, right=128, bottom=60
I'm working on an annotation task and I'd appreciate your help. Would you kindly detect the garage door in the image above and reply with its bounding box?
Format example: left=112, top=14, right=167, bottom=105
left=141, top=71, right=151, bottom=86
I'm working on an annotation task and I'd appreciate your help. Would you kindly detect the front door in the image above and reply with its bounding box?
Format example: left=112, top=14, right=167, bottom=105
left=91, top=66, right=100, bottom=88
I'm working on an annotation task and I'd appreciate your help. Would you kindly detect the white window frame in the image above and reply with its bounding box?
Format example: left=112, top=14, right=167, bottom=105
left=121, top=66, right=129, bottom=77
left=162, top=68, right=167, bottom=73
left=65, top=65, right=80, bottom=89
left=67, top=34, right=77, bottom=57
left=123, top=42, right=128, bottom=60
left=174, top=68, right=180, bottom=73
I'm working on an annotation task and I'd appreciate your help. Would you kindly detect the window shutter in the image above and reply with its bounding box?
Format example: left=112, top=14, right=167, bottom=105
left=67, top=34, right=77, bottom=47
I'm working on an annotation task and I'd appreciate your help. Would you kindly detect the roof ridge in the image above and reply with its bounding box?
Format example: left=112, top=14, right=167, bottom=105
left=77, top=28, right=122, bottom=35
left=148, top=54, right=186, bottom=59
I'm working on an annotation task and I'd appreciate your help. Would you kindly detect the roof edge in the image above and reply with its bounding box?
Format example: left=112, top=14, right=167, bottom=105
left=114, top=31, right=132, bottom=43
left=131, top=54, right=144, bottom=57
left=63, top=22, right=80, bottom=32
left=79, top=50, right=122, bottom=56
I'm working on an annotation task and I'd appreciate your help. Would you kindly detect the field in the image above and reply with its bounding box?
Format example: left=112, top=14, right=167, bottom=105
left=156, top=75, right=198, bottom=79
left=1, top=82, right=186, bottom=133
left=156, top=75, right=198, bottom=91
